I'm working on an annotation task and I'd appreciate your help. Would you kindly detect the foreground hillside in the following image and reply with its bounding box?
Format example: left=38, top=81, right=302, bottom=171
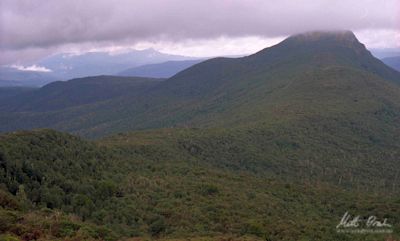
left=0, top=129, right=399, bottom=241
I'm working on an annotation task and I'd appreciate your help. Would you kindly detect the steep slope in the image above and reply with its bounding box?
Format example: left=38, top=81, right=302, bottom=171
left=156, top=30, right=399, bottom=97
left=118, top=59, right=204, bottom=78
left=383, top=56, right=400, bottom=72
left=0, top=31, right=399, bottom=137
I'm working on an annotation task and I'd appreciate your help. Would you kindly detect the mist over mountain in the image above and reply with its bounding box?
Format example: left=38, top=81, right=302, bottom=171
left=38, top=48, right=194, bottom=79
left=0, top=49, right=195, bottom=87
left=0, top=66, right=59, bottom=87
left=1, top=0, right=400, bottom=239
left=1, top=30, right=400, bottom=241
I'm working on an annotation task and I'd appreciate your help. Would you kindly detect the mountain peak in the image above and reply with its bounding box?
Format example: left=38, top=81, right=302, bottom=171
left=280, top=31, right=365, bottom=51
left=251, top=30, right=367, bottom=62
left=262, top=30, right=368, bottom=57
left=287, top=30, right=358, bottom=43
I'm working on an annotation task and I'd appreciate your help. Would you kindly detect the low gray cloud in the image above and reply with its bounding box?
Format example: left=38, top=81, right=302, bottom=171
left=0, top=0, right=398, bottom=64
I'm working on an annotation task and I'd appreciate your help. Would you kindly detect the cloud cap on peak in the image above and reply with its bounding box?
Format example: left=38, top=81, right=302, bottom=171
left=0, top=0, right=398, bottom=65
left=1, top=0, right=398, bottom=50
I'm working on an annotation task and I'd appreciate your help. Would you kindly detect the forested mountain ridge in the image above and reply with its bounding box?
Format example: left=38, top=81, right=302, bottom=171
left=0, top=75, right=163, bottom=112
left=0, top=31, right=399, bottom=138
left=1, top=31, right=400, bottom=240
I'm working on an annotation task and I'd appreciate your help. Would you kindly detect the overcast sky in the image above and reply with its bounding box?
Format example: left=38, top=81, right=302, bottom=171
left=0, top=0, right=399, bottom=65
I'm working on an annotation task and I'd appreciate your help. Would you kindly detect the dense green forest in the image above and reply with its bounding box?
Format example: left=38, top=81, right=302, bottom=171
left=0, top=129, right=399, bottom=240
left=0, top=31, right=399, bottom=240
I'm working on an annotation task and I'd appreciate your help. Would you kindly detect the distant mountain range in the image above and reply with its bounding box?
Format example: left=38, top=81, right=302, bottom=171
left=0, top=49, right=194, bottom=87
left=38, top=48, right=195, bottom=79
left=382, top=56, right=400, bottom=72
left=370, top=48, right=400, bottom=59
left=117, top=59, right=205, bottom=78
left=2, top=46, right=398, bottom=88
left=0, top=66, right=59, bottom=87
